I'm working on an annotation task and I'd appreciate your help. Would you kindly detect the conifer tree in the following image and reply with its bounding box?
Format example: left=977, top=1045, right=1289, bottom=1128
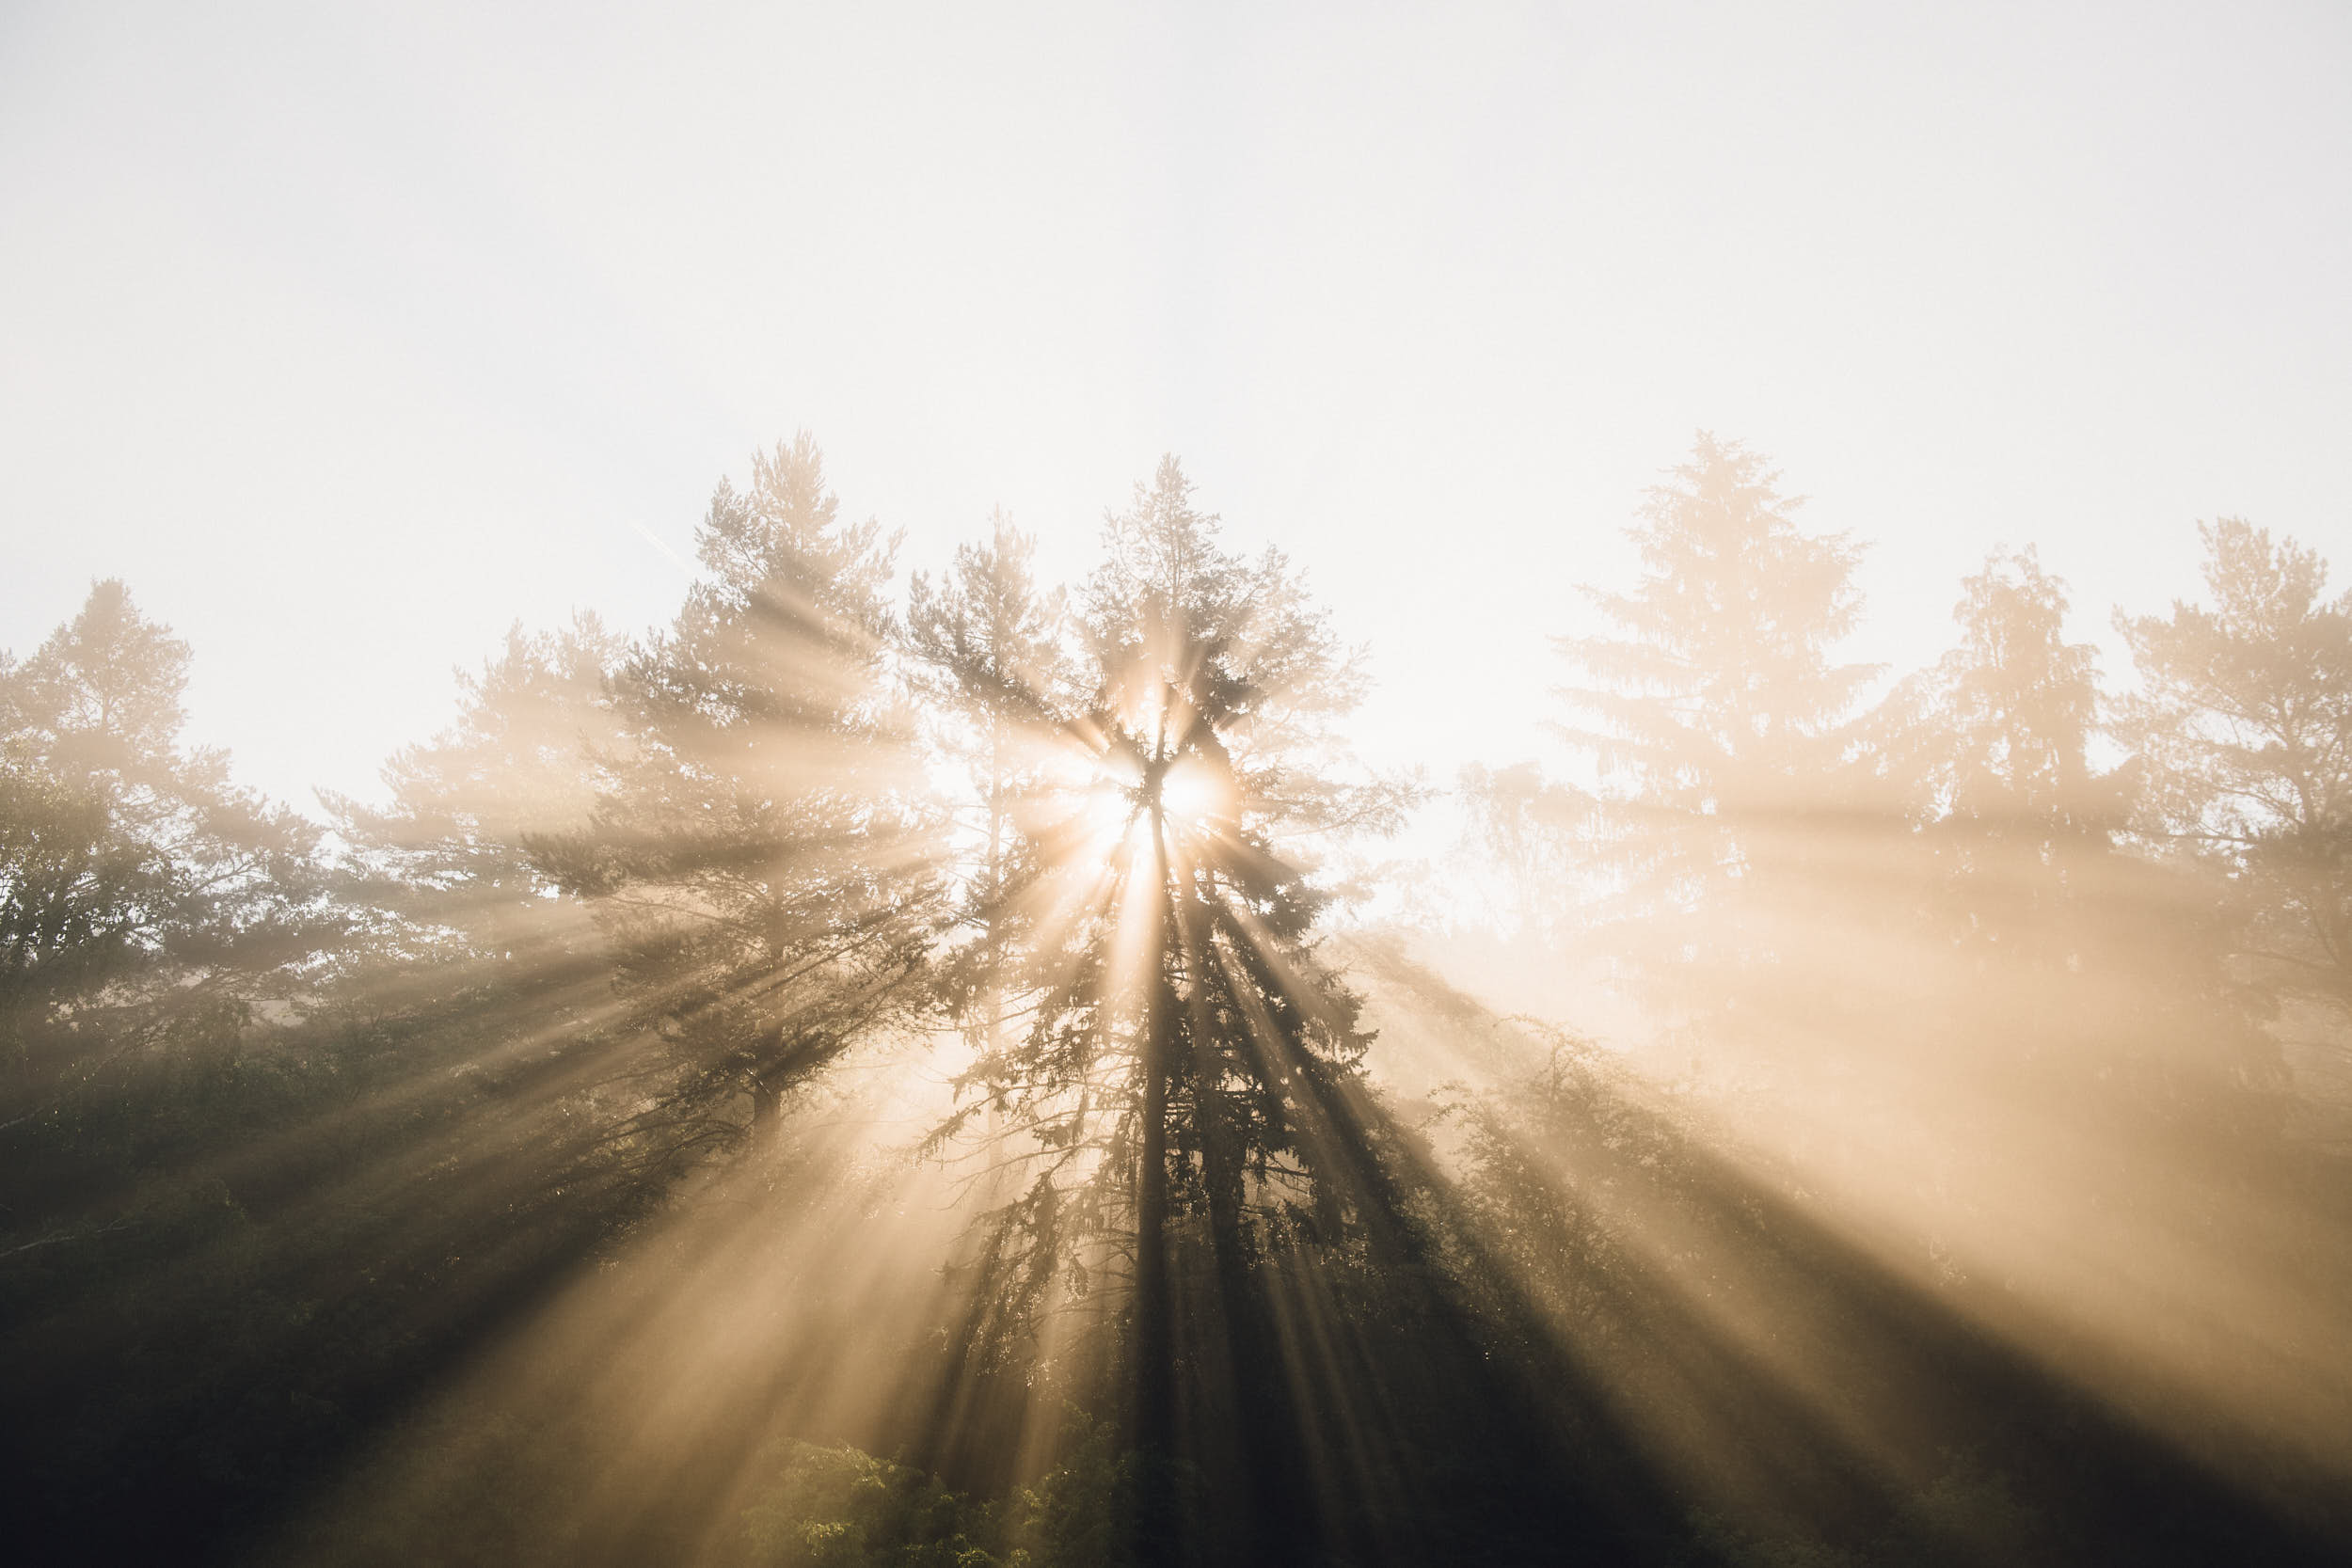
left=905, top=510, right=1072, bottom=1055
left=2117, top=519, right=2352, bottom=1019
left=1554, top=435, right=1873, bottom=1044
left=1872, top=547, right=2112, bottom=954
left=327, top=614, right=627, bottom=1001
left=1875, top=546, right=2278, bottom=1170
left=532, top=436, right=945, bottom=1162
left=917, top=459, right=1413, bottom=1561
left=0, top=580, right=330, bottom=1117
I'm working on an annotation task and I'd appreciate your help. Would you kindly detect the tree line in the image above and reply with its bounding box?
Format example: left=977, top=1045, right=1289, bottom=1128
left=3, top=433, right=2347, bottom=1566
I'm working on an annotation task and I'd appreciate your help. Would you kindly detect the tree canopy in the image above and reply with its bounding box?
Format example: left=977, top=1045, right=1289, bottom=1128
left=6, top=438, right=2350, bottom=1568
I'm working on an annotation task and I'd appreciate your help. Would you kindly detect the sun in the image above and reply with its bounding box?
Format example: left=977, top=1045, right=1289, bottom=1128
left=1155, top=754, right=1233, bottom=832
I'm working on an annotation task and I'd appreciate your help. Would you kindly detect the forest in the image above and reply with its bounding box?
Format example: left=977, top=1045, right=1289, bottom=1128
left=5, top=433, right=2349, bottom=1567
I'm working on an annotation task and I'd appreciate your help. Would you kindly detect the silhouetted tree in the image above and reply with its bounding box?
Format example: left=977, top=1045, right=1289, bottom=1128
left=0, top=583, right=385, bottom=1562
left=0, top=578, right=332, bottom=1148
left=329, top=613, right=626, bottom=969
left=532, top=435, right=946, bottom=1168
left=904, top=510, right=1073, bottom=1056
left=919, top=459, right=1415, bottom=1562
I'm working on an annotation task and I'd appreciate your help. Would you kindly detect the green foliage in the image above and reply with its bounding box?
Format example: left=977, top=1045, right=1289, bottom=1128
left=739, top=1443, right=1001, bottom=1568
left=733, top=1417, right=1147, bottom=1568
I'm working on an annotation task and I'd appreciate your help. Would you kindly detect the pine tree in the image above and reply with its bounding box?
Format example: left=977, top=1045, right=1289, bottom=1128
left=313, top=611, right=658, bottom=1245
left=2116, top=519, right=2352, bottom=1019
left=0, top=579, right=330, bottom=1118
left=920, top=458, right=1413, bottom=1561
left=904, top=510, right=1073, bottom=1056
left=1870, top=546, right=2279, bottom=1214
left=329, top=613, right=626, bottom=980
left=1554, top=435, right=1873, bottom=1048
left=1872, top=547, right=2112, bottom=957
left=532, top=435, right=946, bottom=1164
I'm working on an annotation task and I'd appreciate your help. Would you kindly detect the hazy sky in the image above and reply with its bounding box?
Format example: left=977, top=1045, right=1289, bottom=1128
left=4, top=1, right=2347, bottom=811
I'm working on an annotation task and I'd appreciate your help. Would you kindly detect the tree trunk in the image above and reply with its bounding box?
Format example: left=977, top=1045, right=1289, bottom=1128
left=1131, top=814, right=1177, bottom=1567
left=748, top=1073, right=779, bottom=1149
left=1184, top=879, right=1294, bottom=1566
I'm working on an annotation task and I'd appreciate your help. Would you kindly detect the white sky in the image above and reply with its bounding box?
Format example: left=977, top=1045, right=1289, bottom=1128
left=3, top=1, right=2347, bottom=812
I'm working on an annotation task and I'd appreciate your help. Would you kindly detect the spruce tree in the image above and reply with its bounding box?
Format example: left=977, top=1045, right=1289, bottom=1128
left=532, top=436, right=945, bottom=1164
left=904, top=509, right=1073, bottom=1057
left=1554, top=435, right=1873, bottom=1049
left=916, top=458, right=1413, bottom=1561
left=0, top=579, right=330, bottom=1119
left=2117, top=519, right=2352, bottom=1019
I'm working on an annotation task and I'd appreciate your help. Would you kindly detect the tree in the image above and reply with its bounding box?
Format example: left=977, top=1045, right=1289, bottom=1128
left=0, top=579, right=331, bottom=1132
left=2117, top=519, right=2352, bottom=1022
left=904, top=509, right=1073, bottom=1057
left=532, top=435, right=946, bottom=1167
left=924, top=458, right=1415, bottom=1562
left=1909, top=546, right=2100, bottom=823
left=319, top=614, right=633, bottom=1144
left=0, top=583, right=373, bottom=1564
left=309, top=610, right=669, bottom=1291
left=1553, top=435, right=1874, bottom=1051
left=331, top=613, right=628, bottom=969
left=1869, top=546, right=2112, bottom=959
left=1853, top=546, right=2284, bottom=1289
left=1452, top=760, right=1594, bottom=944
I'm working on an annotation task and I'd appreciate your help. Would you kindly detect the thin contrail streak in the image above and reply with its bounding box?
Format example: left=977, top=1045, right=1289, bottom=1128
left=628, top=518, right=694, bottom=575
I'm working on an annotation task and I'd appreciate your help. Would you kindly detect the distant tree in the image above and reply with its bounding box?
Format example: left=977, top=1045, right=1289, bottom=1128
left=1553, top=435, right=1874, bottom=1047
left=1869, top=547, right=2113, bottom=953
left=1912, top=546, right=2101, bottom=822
left=331, top=613, right=627, bottom=959
left=318, top=613, right=633, bottom=1141
left=2116, top=519, right=2352, bottom=1021
left=308, top=610, right=666, bottom=1271
left=532, top=436, right=946, bottom=1165
left=0, top=578, right=331, bottom=1126
left=1452, top=760, right=1592, bottom=942
left=1862, top=546, right=2284, bottom=1204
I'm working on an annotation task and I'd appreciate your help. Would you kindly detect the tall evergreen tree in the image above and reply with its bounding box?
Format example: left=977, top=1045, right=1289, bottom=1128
left=904, top=510, right=1073, bottom=1055
left=331, top=613, right=627, bottom=966
left=1871, top=547, right=2112, bottom=956
left=921, top=459, right=1415, bottom=1561
left=0, top=579, right=331, bottom=1131
left=0, top=583, right=370, bottom=1563
left=1861, top=546, right=2281, bottom=1252
left=322, top=613, right=633, bottom=1121
left=1554, top=435, right=1874, bottom=1048
left=2117, top=519, right=2352, bottom=1021
left=532, top=436, right=946, bottom=1164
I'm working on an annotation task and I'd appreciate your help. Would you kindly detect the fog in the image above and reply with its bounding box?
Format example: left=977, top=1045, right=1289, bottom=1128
left=5, top=7, right=2350, bottom=1566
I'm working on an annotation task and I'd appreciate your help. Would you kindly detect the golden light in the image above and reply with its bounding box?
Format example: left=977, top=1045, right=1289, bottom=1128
left=1155, top=754, right=1233, bottom=832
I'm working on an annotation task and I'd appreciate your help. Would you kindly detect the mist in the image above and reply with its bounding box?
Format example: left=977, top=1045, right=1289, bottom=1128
left=6, top=5, right=2351, bottom=1566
